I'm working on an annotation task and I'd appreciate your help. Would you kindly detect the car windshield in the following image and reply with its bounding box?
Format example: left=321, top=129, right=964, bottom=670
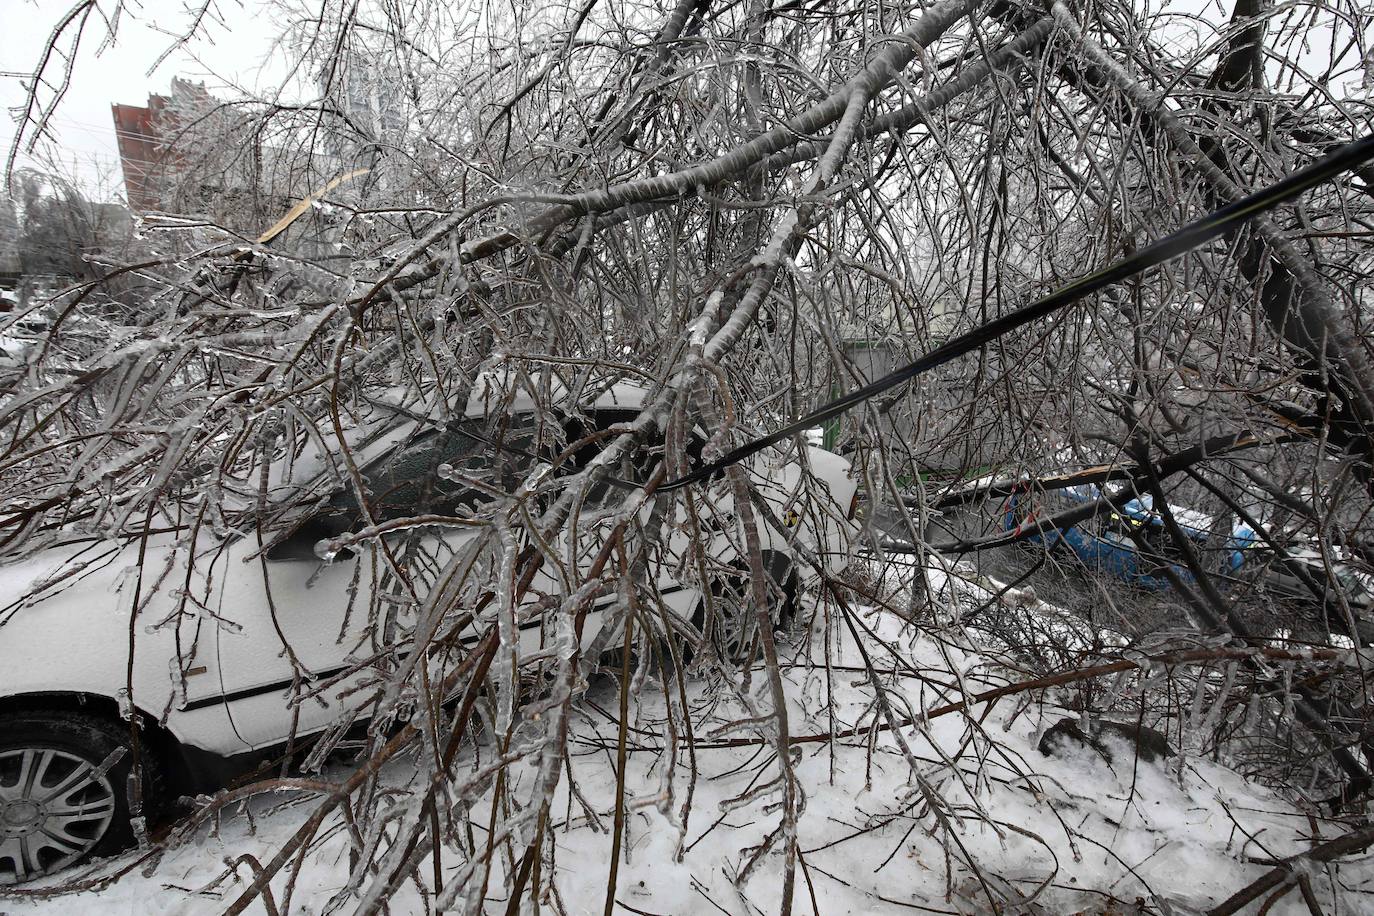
left=337, top=418, right=541, bottom=521
left=265, top=408, right=674, bottom=560
left=265, top=418, right=540, bottom=560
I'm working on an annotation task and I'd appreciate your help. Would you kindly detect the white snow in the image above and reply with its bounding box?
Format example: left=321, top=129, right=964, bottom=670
left=3, top=561, right=1371, bottom=914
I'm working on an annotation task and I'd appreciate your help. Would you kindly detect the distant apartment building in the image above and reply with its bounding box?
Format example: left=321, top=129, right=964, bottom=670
left=338, top=50, right=405, bottom=143
left=111, top=78, right=220, bottom=214
left=111, top=80, right=346, bottom=252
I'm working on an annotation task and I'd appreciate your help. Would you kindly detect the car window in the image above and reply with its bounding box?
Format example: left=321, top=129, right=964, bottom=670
left=1103, top=511, right=1131, bottom=537
left=557, top=412, right=645, bottom=508
left=269, top=409, right=680, bottom=560
left=342, top=418, right=540, bottom=521
left=561, top=410, right=703, bottom=508
left=265, top=419, right=542, bottom=560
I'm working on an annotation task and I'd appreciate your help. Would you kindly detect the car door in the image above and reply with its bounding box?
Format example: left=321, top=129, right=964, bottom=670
left=209, top=420, right=523, bottom=750
left=201, top=528, right=376, bottom=750
left=0, top=532, right=250, bottom=758
left=150, top=536, right=250, bottom=754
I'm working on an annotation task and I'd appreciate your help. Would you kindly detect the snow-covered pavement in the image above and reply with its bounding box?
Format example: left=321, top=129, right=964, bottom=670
left=3, top=566, right=1370, bottom=914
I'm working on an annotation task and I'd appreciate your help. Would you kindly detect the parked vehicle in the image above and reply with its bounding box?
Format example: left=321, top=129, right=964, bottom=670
left=0, top=379, right=858, bottom=883
left=1003, top=483, right=1374, bottom=642
left=1003, top=483, right=1252, bottom=589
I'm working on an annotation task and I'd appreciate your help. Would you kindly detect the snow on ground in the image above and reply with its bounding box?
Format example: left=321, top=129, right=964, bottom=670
left=3, top=563, right=1372, bottom=914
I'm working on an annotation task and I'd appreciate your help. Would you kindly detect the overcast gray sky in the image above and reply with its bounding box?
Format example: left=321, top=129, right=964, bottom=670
left=0, top=0, right=281, bottom=201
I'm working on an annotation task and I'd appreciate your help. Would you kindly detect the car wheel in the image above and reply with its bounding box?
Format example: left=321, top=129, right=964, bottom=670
left=693, top=552, right=800, bottom=661
left=0, top=712, right=159, bottom=885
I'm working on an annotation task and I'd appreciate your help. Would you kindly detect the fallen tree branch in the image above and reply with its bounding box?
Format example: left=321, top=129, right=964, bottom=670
left=1208, top=822, right=1374, bottom=915
left=695, top=643, right=1365, bottom=749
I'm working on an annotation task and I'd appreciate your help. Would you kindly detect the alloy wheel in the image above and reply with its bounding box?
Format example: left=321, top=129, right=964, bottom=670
left=0, top=747, right=118, bottom=884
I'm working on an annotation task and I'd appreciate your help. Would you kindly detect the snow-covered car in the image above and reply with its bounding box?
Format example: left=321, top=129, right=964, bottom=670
left=0, top=380, right=857, bottom=884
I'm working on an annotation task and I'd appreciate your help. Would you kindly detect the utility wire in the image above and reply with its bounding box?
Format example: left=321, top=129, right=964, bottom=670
left=659, top=131, right=1374, bottom=492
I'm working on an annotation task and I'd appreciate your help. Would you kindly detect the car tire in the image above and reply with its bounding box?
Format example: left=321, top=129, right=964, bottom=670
left=0, top=712, right=161, bottom=885
left=692, top=552, right=800, bottom=661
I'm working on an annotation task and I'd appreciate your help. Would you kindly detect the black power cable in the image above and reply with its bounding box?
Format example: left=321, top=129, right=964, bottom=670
left=659, top=131, right=1374, bottom=492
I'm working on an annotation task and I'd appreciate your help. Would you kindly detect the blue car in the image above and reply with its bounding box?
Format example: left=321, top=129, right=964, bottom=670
left=1004, top=484, right=1255, bottom=590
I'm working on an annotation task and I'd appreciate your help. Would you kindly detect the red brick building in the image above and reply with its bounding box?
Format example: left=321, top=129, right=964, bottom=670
left=110, top=80, right=218, bottom=213
left=110, top=98, right=164, bottom=212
